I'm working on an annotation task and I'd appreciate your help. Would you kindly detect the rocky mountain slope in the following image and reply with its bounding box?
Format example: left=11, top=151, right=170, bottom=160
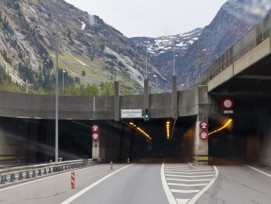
left=0, top=0, right=164, bottom=94
left=131, top=0, right=270, bottom=88
left=0, top=0, right=269, bottom=94
left=130, top=28, right=202, bottom=82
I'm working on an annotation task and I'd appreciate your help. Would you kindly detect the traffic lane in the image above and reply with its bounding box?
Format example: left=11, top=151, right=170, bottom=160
left=196, top=165, right=271, bottom=204
left=0, top=164, right=127, bottom=204
left=69, top=163, right=169, bottom=204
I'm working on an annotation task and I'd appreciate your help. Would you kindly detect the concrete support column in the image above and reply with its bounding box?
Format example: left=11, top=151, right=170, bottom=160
left=193, top=114, right=209, bottom=164
left=114, top=81, right=120, bottom=122
left=92, top=132, right=106, bottom=160
left=171, top=75, right=178, bottom=119
left=92, top=140, right=100, bottom=159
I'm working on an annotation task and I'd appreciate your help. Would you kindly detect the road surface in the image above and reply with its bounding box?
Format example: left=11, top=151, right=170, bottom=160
left=0, top=162, right=271, bottom=204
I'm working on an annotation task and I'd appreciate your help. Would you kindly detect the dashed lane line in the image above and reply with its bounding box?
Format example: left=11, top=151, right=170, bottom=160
left=167, top=178, right=212, bottom=182
left=168, top=183, right=208, bottom=187
left=171, top=189, right=200, bottom=193
left=165, top=174, right=214, bottom=178
left=165, top=171, right=214, bottom=175
left=164, top=169, right=211, bottom=172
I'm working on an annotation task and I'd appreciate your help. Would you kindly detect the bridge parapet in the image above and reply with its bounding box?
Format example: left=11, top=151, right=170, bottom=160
left=200, top=14, right=271, bottom=85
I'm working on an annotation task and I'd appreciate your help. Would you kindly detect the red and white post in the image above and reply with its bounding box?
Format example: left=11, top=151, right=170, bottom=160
left=110, top=161, right=113, bottom=170
left=71, top=171, right=75, bottom=189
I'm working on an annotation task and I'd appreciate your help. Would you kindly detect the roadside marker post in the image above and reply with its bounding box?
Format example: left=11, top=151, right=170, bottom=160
left=71, top=171, right=75, bottom=189
left=110, top=161, right=113, bottom=170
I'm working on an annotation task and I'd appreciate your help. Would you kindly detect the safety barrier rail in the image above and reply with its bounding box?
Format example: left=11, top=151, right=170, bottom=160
left=200, top=14, right=271, bottom=85
left=0, top=158, right=102, bottom=185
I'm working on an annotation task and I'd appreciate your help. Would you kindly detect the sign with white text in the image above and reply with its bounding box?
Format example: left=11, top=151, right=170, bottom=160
left=121, top=109, right=142, bottom=118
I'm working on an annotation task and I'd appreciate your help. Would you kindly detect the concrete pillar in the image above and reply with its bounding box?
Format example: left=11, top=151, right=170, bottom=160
left=114, top=81, right=120, bottom=121
left=193, top=114, right=209, bottom=164
left=92, top=140, right=100, bottom=159
left=92, top=134, right=106, bottom=160
left=171, top=75, right=178, bottom=119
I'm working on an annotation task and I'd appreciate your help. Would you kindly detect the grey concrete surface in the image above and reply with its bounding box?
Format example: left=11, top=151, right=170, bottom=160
left=197, top=165, right=271, bottom=204
left=0, top=86, right=206, bottom=120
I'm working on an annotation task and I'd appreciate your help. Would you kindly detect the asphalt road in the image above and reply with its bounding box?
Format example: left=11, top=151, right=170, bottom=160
left=1, top=162, right=271, bottom=204
left=66, top=163, right=168, bottom=204
left=197, top=165, right=271, bottom=204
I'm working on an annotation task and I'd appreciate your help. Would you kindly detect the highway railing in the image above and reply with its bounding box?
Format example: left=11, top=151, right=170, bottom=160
left=200, top=14, right=271, bottom=85
left=0, top=158, right=102, bottom=185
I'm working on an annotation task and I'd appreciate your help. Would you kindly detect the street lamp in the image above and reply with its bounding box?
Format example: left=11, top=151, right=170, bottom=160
left=55, top=0, right=59, bottom=162
left=62, top=70, right=65, bottom=95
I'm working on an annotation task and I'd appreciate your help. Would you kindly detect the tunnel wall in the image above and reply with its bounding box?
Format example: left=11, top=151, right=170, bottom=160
left=259, top=116, right=271, bottom=166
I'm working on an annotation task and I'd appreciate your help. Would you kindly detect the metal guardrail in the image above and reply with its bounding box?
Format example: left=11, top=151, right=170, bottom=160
left=0, top=158, right=102, bottom=185
left=200, top=14, right=271, bottom=85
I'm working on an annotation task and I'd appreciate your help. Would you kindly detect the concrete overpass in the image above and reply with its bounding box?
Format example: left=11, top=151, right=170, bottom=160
left=200, top=14, right=271, bottom=166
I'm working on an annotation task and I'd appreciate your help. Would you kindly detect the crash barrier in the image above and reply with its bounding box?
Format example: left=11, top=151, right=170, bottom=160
left=0, top=158, right=102, bottom=185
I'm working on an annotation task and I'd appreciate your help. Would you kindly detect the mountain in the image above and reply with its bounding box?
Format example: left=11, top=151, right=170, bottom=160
left=0, top=0, right=164, bottom=94
left=175, top=0, right=271, bottom=86
left=131, top=0, right=270, bottom=88
left=130, top=28, right=202, bottom=82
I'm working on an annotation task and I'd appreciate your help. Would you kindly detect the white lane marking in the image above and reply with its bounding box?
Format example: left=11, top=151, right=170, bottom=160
left=165, top=171, right=214, bottom=175
left=188, top=166, right=219, bottom=204
left=176, top=199, right=190, bottom=204
left=60, top=164, right=133, bottom=204
left=165, top=169, right=210, bottom=172
left=247, top=165, right=271, bottom=177
left=161, top=163, right=177, bottom=204
left=165, top=174, right=214, bottom=178
left=171, top=189, right=199, bottom=193
left=167, top=178, right=212, bottom=182
left=165, top=168, right=190, bottom=170
left=168, top=183, right=208, bottom=187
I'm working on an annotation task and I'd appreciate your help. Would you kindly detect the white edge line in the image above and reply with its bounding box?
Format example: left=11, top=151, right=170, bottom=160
left=247, top=165, right=271, bottom=177
left=188, top=165, right=218, bottom=204
left=161, top=163, right=177, bottom=204
left=60, top=164, right=133, bottom=204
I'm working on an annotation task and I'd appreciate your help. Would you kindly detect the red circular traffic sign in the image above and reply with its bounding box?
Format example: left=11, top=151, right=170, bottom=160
left=92, top=124, right=99, bottom=132
left=222, top=98, right=234, bottom=110
left=199, top=131, right=208, bottom=140
left=92, top=133, right=100, bottom=141
left=199, top=121, right=208, bottom=130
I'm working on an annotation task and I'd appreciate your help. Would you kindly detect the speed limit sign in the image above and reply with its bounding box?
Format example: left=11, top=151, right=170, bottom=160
left=222, top=98, right=234, bottom=110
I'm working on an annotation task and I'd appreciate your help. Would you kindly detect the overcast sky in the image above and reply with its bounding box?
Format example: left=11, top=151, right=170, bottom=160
left=64, top=0, right=228, bottom=38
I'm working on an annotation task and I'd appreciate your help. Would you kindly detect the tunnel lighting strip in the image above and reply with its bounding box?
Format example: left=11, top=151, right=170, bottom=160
left=166, top=121, right=170, bottom=140
left=209, top=118, right=232, bottom=136
left=128, top=122, right=152, bottom=140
